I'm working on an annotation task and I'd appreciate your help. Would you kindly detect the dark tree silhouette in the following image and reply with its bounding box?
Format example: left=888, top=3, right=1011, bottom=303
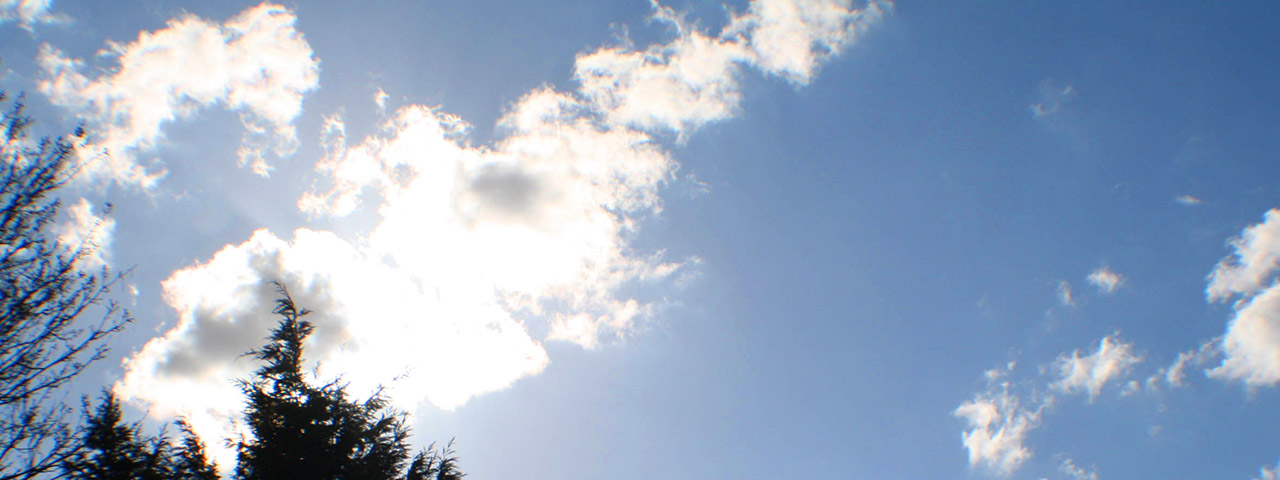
left=0, top=93, right=130, bottom=480
left=235, top=283, right=462, bottom=480
left=62, top=392, right=169, bottom=480
left=169, top=420, right=218, bottom=480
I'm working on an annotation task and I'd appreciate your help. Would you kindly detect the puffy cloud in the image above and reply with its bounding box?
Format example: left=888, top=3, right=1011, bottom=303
left=1087, top=266, right=1124, bottom=294
left=37, top=3, right=319, bottom=189
left=1205, top=210, right=1280, bottom=388
left=122, top=0, right=888, bottom=463
left=954, top=377, right=1048, bottom=477
left=1208, top=285, right=1280, bottom=387
left=118, top=229, right=550, bottom=467
left=53, top=198, right=114, bottom=270
left=1059, top=457, right=1099, bottom=480
left=1051, top=334, right=1142, bottom=401
left=0, top=0, right=63, bottom=29
left=1207, top=210, right=1280, bottom=301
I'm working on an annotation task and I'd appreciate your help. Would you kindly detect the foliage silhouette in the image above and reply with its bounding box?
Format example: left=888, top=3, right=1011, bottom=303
left=62, top=391, right=170, bottom=480
left=234, top=283, right=465, bottom=480
left=0, top=92, right=130, bottom=480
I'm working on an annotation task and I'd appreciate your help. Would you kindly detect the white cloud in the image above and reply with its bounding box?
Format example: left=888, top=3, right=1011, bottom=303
left=1175, top=194, right=1202, bottom=206
left=1207, top=209, right=1280, bottom=301
left=53, top=198, right=114, bottom=270
left=0, top=0, right=64, bottom=29
left=1051, top=334, right=1142, bottom=401
left=37, top=3, right=319, bottom=189
left=121, top=0, right=889, bottom=464
left=1057, top=280, right=1075, bottom=307
left=1059, top=457, right=1099, bottom=480
left=1087, top=266, right=1125, bottom=294
left=954, top=378, right=1048, bottom=477
left=1208, top=285, right=1280, bottom=387
left=1205, top=210, right=1280, bottom=388
left=117, top=229, right=551, bottom=468
left=575, top=0, right=889, bottom=136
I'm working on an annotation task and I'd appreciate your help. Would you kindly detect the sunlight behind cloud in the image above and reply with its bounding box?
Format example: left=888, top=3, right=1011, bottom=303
left=115, top=0, right=889, bottom=465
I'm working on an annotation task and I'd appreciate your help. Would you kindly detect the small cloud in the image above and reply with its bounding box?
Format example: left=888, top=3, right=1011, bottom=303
left=1059, top=457, right=1099, bottom=480
left=1175, top=194, right=1202, bottom=206
left=53, top=198, right=115, bottom=270
left=954, top=362, right=1049, bottom=477
left=374, top=87, right=390, bottom=112
left=1087, top=266, right=1125, bottom=294
left=1051, top=334, right=1143, bottom=402
left=1257, top=461, right=1280, bottom=480
left=1056, top=280, right=1075, bottom=307
left=1030, top=81, right=1075, bottom=119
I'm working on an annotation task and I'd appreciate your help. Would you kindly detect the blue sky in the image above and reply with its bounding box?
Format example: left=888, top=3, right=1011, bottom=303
left=4, top=1, right=1280, bottom=479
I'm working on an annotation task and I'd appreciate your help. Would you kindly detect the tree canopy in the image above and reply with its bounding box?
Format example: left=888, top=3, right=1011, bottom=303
left=0, top=92, right=130, bottom=480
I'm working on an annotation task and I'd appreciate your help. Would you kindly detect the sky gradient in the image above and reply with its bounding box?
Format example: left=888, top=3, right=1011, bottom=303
left=3, top=1, right=1280, bottom=479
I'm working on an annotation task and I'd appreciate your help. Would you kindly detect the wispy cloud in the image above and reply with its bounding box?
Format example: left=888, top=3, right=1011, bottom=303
left=1059, top=457, right=1100, bottom=480
left=1030, top=80, right=1074, bottom=119
left=0, top=0, right=65, bottom=29
left=1258, top=461, right=1280, bottom=480
left=37, top=3, right=319, bottom=188
left=1087, top=266, right=1125, bottom=294
left=1175, top=194, right=1202, bottom=206
left=1051, top=334, right=1142, bottom=402
left=1205, top=210, right=1280, bottom=388
left=1057, top=280, right=1075, bottom=307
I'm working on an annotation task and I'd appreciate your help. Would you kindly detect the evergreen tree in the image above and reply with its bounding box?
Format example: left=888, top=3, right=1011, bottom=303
left=234, top=283, right=424, bottom=480
left=62, top=392, right=168, bottom=480
left=169, top=420, right=218, bottom=480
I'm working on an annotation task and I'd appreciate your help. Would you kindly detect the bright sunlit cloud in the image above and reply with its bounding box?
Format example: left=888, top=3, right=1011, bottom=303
left=37, top=3, right=319, bottom=189
left=109, top=0, right=890, bottom=465
left=1205, top=210, right=1280, bottom=388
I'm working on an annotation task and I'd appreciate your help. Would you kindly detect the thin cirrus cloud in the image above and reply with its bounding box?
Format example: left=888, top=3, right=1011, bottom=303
left=111, top=0, right=891, bottom=466
left=1205, top=209, right=1280, bottom=388
left=36, top=3, right=319, bottom=189
left=1059, top=457, right=1100, bottom=480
